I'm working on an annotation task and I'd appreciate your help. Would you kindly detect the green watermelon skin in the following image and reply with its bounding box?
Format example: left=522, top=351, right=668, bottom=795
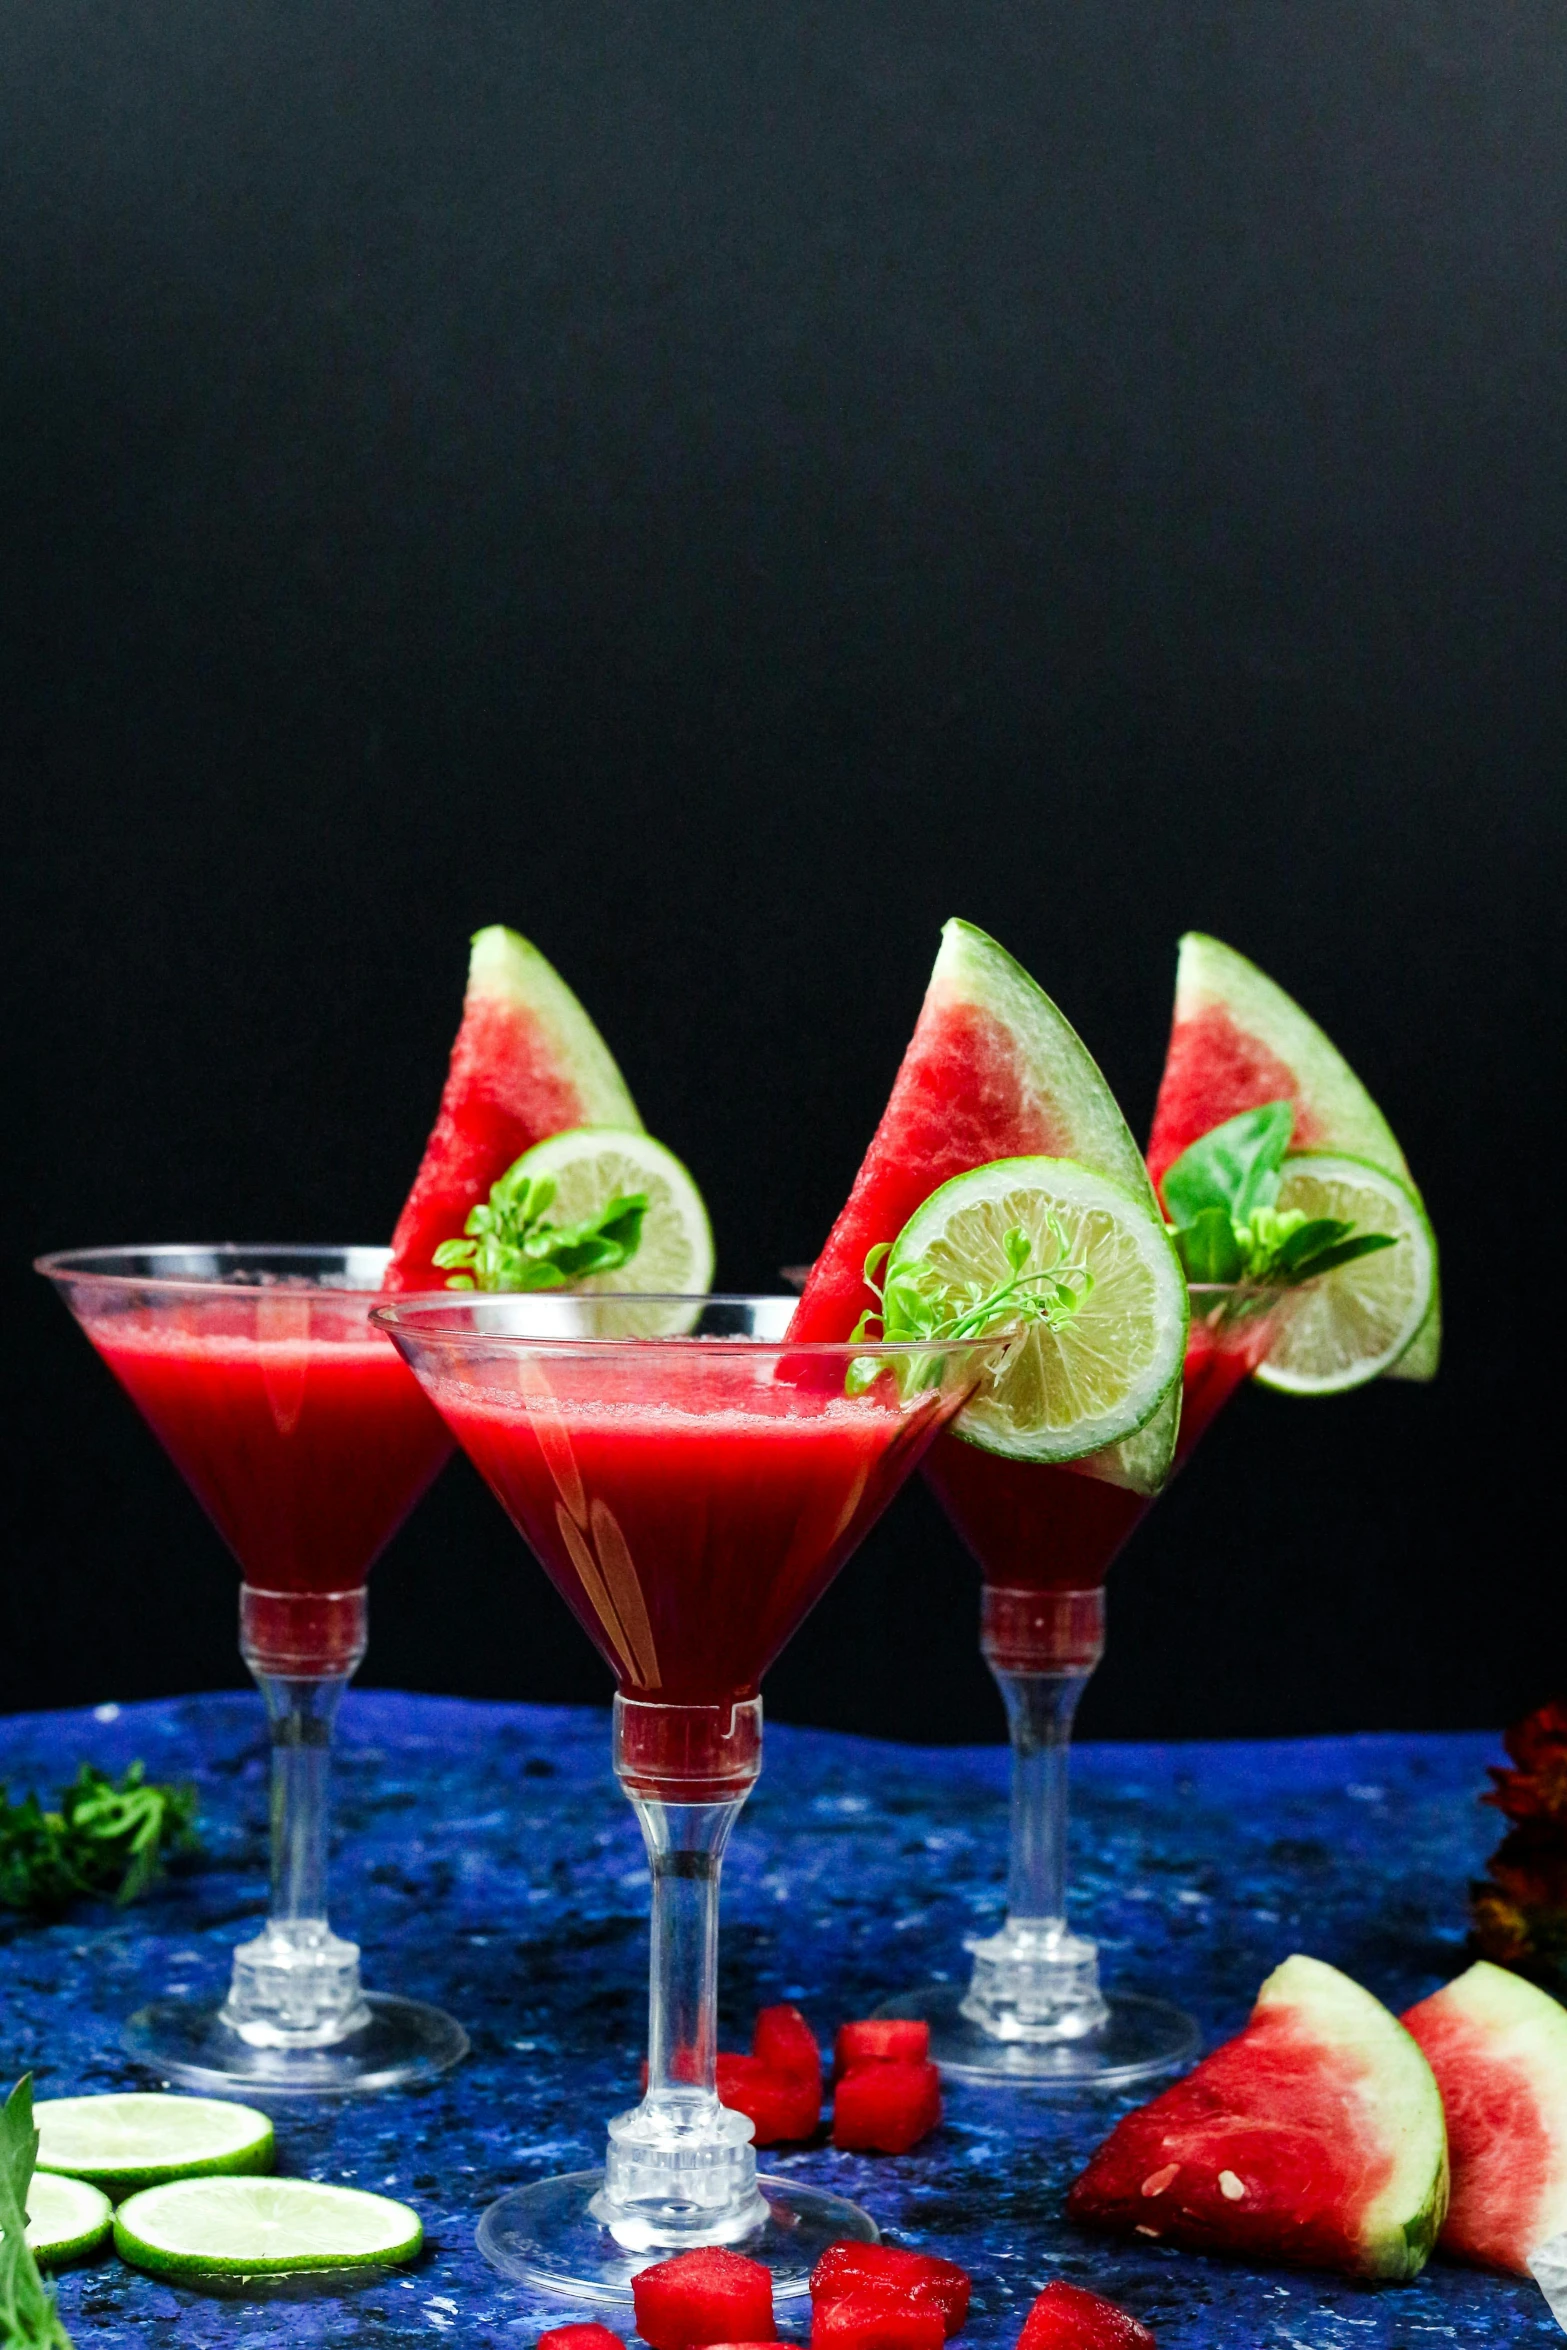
left=1068, top=1955, right=1448, bottom=2281
left=790, top=920, right=1153, bottom=1344
left=1146, top=934, right=1439, bottom=1381
left=1403, top=1961, right=1567, bottom=2275
left=387, top=927, right=641, bottom=1290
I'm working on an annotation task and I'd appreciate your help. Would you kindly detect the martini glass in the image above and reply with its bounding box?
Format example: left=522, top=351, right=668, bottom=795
left=374, top=1292, right=1004, bottom=2301
left=875, top=1283, right=1289, bottom=2088
left=37, top=1246, right=469, bottom=2093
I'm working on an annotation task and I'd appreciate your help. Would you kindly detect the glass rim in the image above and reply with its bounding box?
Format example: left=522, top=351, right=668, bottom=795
left=370, top=1292, right=1009, bottom=1359
left=32, top=1244, right=420, bottom=1300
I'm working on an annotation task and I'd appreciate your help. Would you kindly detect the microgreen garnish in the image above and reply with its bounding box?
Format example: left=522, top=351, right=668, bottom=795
left=0, top=2076, right=73, bottom=2347
left=1162, top=1103, right=1398, bottom=1287
left=434, top=1162, right=649, bottom=1292
left=0, top=1764, right=197, bottom=1919
left=845, top=1216, right=1092, bottom=1398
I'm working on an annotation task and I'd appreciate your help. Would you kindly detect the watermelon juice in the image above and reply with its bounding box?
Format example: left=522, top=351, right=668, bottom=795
left=86, top=1304, right=452, bottom=1672
left=424, top=1359, right=938, bottom=1719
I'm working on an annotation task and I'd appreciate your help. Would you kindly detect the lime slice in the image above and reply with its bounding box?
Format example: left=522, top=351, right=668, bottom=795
left=892, top=1155, right=1189, bottom=1468
left=14, top=2172, right=113, bottom=2265
left=508, top=1125, right=714, bottom=1323
left=113, top=2176, right=423, bottom=2277
left=1253, top=1153, right=1436, bottom=1395
left=35, top=2093, right=274, bottom=2197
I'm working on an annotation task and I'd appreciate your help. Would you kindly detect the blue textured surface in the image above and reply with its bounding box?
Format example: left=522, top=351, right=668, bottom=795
left=0, top=1693, right=1555, bottom=2347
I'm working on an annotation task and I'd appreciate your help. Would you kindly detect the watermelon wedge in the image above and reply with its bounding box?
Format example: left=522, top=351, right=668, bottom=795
left=1145, top=933, right=1439, bottom=1379
left=1402, top=1960, right=1567, bottom=2274
left=790, top=921, right=1154, bottom=1344
left=387, top=926, right=641, bottom=1290
left=1068, top=1954, right=1448, bottom=2279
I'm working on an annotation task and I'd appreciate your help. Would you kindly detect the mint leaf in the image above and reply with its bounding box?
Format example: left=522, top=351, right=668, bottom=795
left=0, top=1765, right=196, bottom=1918
left=0, top=2077, right=73, bottom=2347
left=1283, top=1231, right=1397, bottom=1281
left=435, top=1161, right=650, bottom=1292
left=1161, top=1101, right=1295, bottom=1228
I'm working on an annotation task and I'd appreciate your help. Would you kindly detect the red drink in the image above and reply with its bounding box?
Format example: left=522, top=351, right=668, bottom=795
left=923, top=1301, right=1277, bottom=1644
left=87, top=1299, right=452, bottom=1668
left=430, top=1354, right=939, bottom=1711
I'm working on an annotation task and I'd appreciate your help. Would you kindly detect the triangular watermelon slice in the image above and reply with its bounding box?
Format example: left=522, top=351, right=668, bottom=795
left=386, top=926, right=641, bottom=1290
left=789, top=919, right=1155, bottom=1345
left=1068, top=1954, right=1448, bottom=2279
left=1402, top=1960, right=1567, bottom=2274
left=1146, top=933, right=1439, bottom=1380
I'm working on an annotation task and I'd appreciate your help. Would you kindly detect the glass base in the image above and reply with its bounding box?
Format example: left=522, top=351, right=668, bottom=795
left=875, top=1982, right=1199, bottom=2090
left=477, top=2169, right=878, bottom=2302
left=123, top=1990, right=469, bottom=2096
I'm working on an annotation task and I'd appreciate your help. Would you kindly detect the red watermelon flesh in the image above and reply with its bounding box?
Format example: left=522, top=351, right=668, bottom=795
left=789, top=921, right=1153, bottom=1343
left=1402, top=1960, right=1567, bottom=2274
left=1016, top=2280, right=1155, bottom=2350
left=1068, top=1955, right=1447, bottom=2280
left=1145, top=933, right=1412, bottom=1197
left=386, top=925, right=641, bottom=1290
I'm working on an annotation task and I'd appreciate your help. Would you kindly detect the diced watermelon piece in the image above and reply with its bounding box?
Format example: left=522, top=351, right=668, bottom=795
left=810, top=2296, right=945, bottom=2350
left=538, top=2328, right=624, bottom=2350
left=753, top=2002, right=822, bottom=2091
left=632, top=2249, right=775, bottom=2350
left=1068, top=1955, right=1448, bottom=2279
left=833, top=2019, right=930, bottom=2079
left=1402, top=1959, right=1567, bottom=2273
left=715, top=2052, right=819, bottom=2145
left=1144, top=932, right=1438, bottom=1380
left=1015, top=2280, right=1156, bottom=2349
left=831, top=2061, right=942, bottom=2154
left=810, top=2241, right=971, bottom=2334
left=789, top=921, right=1154, bottom=1344
left=387, top=925, right=641, bottom=1289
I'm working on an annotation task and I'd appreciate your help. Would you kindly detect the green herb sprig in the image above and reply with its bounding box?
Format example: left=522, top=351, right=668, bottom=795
left=0, top=1764, right=197, bottom=1919
left=434, top=1163, right=649, bottom=1293
left=845, top=1216, right=1092, bottom=1398
left=0, top=2077, right=74, bottom=2347
left=1162, top=1102, right=1397, bottom=1288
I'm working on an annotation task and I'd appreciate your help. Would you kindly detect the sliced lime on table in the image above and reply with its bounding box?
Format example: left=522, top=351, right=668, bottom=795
left=114, top=2176, right=423, bottom=2277
left=14, top=2171, right=114, bottom=2265
left=1254, top=1152, right=1436, bottom=1395
left=891, top=1155, right=1189, bottom=1470
left=35, top=2093, right=274, bottom=2197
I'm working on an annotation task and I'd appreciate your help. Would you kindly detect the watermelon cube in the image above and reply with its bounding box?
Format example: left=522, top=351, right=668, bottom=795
left=810, top=2241, right=970, bottom=2335
left=753, top=2002, right=822, bottom=2090
left=632, top=2249, right=776, bottom=2350
left=716, top=2052, right=819, bottom=2145
left=811, top=2295, right=945, bottom=2350
left=832, top=2020, right=930, bottom=2080
left=831, top=2061, right=942, bottom=2153
left=1016, top=2281, right=1155, bottom=2349
left=538, top=2330, right=625, bottom=2350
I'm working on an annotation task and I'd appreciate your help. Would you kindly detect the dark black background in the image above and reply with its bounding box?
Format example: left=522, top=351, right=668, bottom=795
left=5, top=1, right=1562, bottom=1742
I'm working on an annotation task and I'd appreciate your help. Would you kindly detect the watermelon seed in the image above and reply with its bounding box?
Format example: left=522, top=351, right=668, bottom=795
left=1134, top=2226, right=1162, bottom=2239
left=1140, top=2166, right=1179, bottom=2198
left=1218, top=2171, right=1246, bottom=2201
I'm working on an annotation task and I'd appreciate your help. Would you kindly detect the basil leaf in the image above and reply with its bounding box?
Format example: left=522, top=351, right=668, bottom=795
left=1162, top=1101, right=1296, bottom=1228
left=1288, top=1232, right=1398, bottom=1281
left=1173, top=1205, right=1245, bottom=1284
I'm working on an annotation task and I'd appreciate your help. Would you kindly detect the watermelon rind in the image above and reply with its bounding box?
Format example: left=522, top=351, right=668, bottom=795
left=1069, top=1952, right=1448, bottom=2280
left=467, top=926, right=642, bottom=1134
left=935, top=923, right=1159, bottom=1210
left=1403, top=1959, right=1567, bottom=2274
left=1254, top=1956, right=1449, bottom=2277
left=1150, top=934, right=1440, bottom=1383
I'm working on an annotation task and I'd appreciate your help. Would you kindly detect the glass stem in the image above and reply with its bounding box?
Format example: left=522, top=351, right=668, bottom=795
left=960, top=1585, right=1110, bottom=2042
left=594, top=1696, right=768, bottom=2250
left=221, top=1588, right=371, bottom=2048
